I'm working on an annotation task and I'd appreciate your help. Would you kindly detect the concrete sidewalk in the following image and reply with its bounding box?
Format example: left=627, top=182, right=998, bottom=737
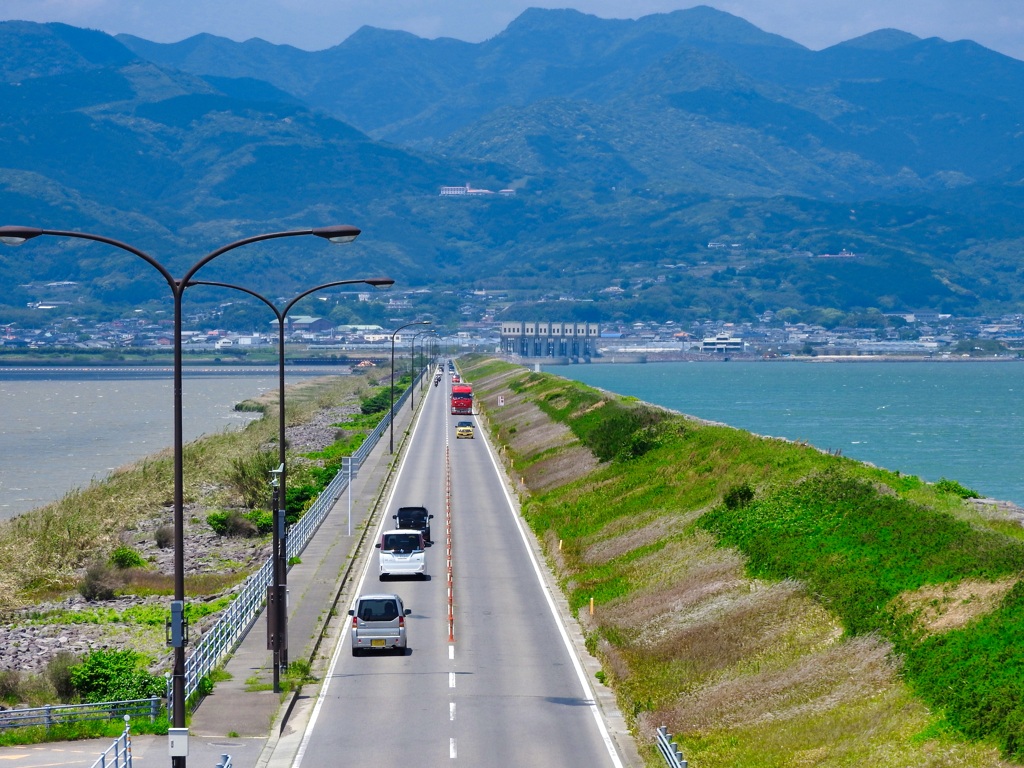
left=168, top=393, right=421, bottom=766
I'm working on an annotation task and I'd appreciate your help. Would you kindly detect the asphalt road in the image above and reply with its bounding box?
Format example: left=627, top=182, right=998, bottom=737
left=292, top=373, right=624, bottom=767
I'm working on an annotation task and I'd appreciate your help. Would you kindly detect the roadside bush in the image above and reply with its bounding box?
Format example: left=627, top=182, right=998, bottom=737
left=154, top=525, right=174, bottom=549
left=69, top=649, right=164, bottom=703
left=109, top=545, right=146, bottom=570
left=227, top=450, right=278, bottom=508
left=79, top=563, right=120, bottom=601
left=207, top=510, right=258, bottom=538
left=359, top=386, right=393, bottom=415
left=0, top=670, right=22, bottom=703
left=46, top=651, right=80, bottom=702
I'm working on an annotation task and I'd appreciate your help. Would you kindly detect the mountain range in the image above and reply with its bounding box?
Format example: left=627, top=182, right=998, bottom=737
left=2, top=7, right=1024, bottom=330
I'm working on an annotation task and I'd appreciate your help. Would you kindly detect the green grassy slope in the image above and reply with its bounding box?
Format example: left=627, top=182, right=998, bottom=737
left=462, top=355, right=1024, bottom=766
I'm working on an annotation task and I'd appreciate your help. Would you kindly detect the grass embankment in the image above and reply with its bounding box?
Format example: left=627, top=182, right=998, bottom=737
left=461, top=354, right=1024, bottom=767
left=0, top=371, right=381, bottom=611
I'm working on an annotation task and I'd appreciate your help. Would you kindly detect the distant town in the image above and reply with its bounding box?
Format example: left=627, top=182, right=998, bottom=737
left=3, top=300, right=1023, bottom=362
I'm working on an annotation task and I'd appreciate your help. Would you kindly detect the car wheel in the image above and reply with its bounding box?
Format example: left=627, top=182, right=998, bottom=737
left=379, top=574, right=387, bottom=581
left=352, top=647, right=361, bottom=657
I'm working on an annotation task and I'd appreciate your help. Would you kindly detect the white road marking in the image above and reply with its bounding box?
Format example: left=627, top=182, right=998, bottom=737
left=449, top=645, right=455, bottom=660
left=450, top=738, right=458, bottom=758
left=449, top=671, right=456, bottom=688
left=481, top=431, right=626, bottom=768
left=450, top=702, right=456, bottom=721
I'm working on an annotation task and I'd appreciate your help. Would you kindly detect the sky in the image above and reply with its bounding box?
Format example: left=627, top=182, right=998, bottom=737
left=2, top=0, right=1022, bottom=61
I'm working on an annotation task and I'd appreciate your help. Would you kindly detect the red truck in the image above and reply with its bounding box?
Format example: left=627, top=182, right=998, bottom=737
left=450, top=383, right=473, bottom=415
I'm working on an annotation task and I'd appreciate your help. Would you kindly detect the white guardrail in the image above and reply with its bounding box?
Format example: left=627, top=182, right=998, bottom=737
left=89, top=719, right=133, bottom=768
left=173, top=379, right=417, bottom=712
left=0, top=377, right=419, bottom=731
left=656, top=725, right=687, bottom=768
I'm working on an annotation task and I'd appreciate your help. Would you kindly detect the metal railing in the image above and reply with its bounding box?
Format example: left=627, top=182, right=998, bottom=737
left=90, top=719, right=133, bottom=768
left=656, top=725, right=687, bottom=768
left=0, top=379, right=422, bottom=729
left=174, top=381, right=416, bottom=711
left=0, top=698, right=159, bottom=731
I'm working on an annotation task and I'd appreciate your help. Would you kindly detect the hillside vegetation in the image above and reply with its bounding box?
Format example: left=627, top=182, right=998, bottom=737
left=461, top=355, right=1024, bottom=766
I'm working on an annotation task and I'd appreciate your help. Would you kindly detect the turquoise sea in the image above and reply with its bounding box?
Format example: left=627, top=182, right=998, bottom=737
left=545, top=360, right=1024, bottom=506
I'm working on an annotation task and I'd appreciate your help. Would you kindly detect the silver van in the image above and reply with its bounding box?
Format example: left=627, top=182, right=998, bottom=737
left=376, top=529, right=427, bottom=580
left=349, top=593, right=410, bottom=656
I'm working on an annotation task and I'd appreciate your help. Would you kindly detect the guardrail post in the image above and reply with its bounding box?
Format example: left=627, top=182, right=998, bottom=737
left=44, top=704, right=52, bottom=730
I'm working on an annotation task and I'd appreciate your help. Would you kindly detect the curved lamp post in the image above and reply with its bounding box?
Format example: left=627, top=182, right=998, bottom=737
left=0, top=223, right=361, bottom=766
left=389, top=320, right=430, bottom=453
left=418, top=330, right=438, bottom=394
left=410, top=328, right=434, bottom=409
left=189, top=275, right=393, bottom=692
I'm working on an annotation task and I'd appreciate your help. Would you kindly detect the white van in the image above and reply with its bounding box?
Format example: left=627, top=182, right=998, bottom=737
left=376, top=529, right=426, bottom=580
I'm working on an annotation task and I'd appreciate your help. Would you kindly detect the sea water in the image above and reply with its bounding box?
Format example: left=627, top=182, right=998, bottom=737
left=0, top=367, right=343, bottom=519
left=546, top=360, right=1024, bottom=506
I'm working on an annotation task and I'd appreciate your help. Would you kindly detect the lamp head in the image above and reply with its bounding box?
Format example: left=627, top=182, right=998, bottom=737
left=312, top=225, right=361, bottom=244
left=365, top=277, right=395, bottom=288
left=0, top=226, right=43, bottom=246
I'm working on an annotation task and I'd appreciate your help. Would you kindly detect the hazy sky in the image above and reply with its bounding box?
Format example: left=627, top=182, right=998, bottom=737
left=2, top=0, right=1022, bottom=61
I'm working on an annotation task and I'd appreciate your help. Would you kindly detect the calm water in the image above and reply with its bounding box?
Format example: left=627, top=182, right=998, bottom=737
left=0, top=367, right=347, bottom=519
left=546, top=360, right=1024, bottom=506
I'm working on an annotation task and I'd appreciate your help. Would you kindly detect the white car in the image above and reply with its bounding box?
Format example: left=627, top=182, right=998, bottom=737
left=349, top=593, right=411, bottom=656
left=376, top=529, right=427, bottom=580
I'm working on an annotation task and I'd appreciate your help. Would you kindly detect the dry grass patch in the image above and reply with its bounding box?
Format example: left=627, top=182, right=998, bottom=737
left=522, top=445, right=600, bottom=492
left=638, top=579, right=842, bottom=679
left=599, top=542, right=747, bottom=632
left=665, top=634, right=895, bottom=733
left=582, top=510, right=693, bottom=566
left=891, top=577, right=1018, bottom=636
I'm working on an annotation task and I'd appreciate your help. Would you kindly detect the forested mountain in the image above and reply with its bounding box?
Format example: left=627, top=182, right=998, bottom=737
left=2, top=8, right=1024, bottom=328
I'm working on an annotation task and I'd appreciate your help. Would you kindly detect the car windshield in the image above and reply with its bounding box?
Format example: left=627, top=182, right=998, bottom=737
left=382, top=533, right=421, bottom=552
left=357, top=599, right=399, bottom=622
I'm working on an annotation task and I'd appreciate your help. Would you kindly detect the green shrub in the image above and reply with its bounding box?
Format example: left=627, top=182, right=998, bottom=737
left=723, top=483, right=755, bottom=510
left=935, top=477, right=981, bottom=499
left=79, top=563, right=119, bottom=601
left=154, top=525, right=173, bottom=549
left=109, top=545, right=146, bottom=570
left=227, top=450, right=278, bottom=508
left=46, top=651, right=80, bottom=702
left=69, top=649, right=164, bottom=703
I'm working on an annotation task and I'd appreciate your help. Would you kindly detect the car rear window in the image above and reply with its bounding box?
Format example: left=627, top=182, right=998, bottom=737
left=381, top=533, right=421, bottom=552
left=397, top=511, right=427, bottom=526
left=357, top=599, right=399, bottom=622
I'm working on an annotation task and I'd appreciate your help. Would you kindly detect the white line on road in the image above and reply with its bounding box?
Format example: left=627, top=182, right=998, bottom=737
left=481, top=429, right=626, bottom=768
left=449, top=671, right=456, bottom=688
left=450, top=738, right=458, bottom=758
left=450, top=702, right=456, bottom=721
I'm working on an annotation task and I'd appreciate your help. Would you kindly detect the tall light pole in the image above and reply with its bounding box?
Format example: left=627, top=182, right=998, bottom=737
left=419, top=330, right=438, bottom=394
left=0, top=223, right=361, bottom=767
left=390, top=320, right=430, bottom=453
left=188, top=276, right=393, bottom=692
left=410, top=328, right=433, bottom=410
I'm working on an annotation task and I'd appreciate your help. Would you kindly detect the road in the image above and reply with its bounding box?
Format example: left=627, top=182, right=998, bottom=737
left=292, top=369, right=624, bottom=767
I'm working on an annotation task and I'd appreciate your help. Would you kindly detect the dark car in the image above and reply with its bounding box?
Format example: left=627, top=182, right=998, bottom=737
left=393, top=506, right=433, bottom=544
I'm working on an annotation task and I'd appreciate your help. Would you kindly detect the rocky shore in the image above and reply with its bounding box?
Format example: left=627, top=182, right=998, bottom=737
left=0, top=401, right=363, bottom=677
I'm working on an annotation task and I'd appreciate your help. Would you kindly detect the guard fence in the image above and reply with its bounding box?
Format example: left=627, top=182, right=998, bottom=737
left=89, top=719, right=133, bottom=768
left=0, top=698, right=160, bottom=730
left=172, top=378, right=417, bottom=713
left=656, top=725, right=687, bottom=768
left=0, top=377, right=419, bottom=731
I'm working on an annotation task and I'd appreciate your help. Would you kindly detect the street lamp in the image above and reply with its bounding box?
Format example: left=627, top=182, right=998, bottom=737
left=390, top=320, right=430, bottom=453
left=410, top=328, right=433, bottom=410
left=188, top=275, right=393, bottom=692
left=418, top=330, right=438, bottom=394
left=0, top=223, right=361, bottom=767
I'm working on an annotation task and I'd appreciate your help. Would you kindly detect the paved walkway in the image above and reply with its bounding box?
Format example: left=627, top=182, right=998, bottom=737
left=137, top=395, right=421, bottom=767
